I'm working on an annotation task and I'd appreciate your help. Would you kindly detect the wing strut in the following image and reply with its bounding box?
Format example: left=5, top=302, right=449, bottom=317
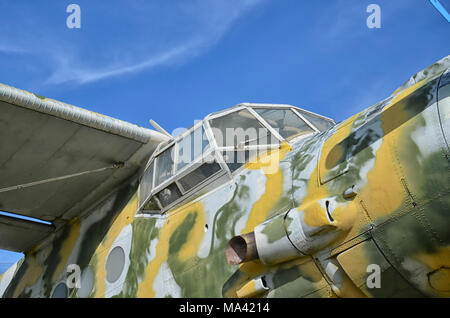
left=0, top=162, right=124, bottom=194
left=149, top=119, right=173, bottom=138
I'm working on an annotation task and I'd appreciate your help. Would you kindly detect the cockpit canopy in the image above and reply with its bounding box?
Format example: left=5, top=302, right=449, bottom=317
left=139, top=103, right=335, bottom=213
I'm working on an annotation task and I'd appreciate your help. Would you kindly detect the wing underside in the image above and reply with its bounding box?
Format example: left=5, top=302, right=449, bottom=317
left=0, top=83, right=168, bottom=252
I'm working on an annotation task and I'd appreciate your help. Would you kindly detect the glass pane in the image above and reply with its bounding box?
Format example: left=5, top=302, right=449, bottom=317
left=139, top=161, right=154, bottom=205
left=297, top=110, right=335, bottom=132
left=155, top=146, right=175, bottom=186
left=178, top=162, right=221, bottom=191
left=209, top=109, right=277, bottom=148
left=223, top=150, right=250, bottom=173
left=253, top=108, right=314, bottom=139
left=176, top=126, right=210, bottom=171
left=143, top=197, right=161, bottom=211
left=156, top=183, right=182, bottom=208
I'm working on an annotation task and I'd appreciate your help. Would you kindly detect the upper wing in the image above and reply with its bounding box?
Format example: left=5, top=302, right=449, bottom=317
left=0, top=83, right=168, bottom=252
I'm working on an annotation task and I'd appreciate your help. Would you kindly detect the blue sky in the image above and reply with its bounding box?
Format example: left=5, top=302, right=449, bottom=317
left=0, top=0, right=449, bottom=274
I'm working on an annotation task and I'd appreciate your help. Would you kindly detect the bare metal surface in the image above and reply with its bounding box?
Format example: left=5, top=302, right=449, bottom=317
left=225, top=232, right=258, bottom=265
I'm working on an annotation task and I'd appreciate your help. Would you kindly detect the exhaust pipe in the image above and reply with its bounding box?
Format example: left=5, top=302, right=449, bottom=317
left=226, top=204, right=340, bottom=265
left=225, top=232, right=259, bottom=265
left=226, top=212, right=304, bottom=265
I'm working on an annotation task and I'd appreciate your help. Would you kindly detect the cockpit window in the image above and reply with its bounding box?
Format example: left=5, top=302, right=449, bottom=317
left=253, top=108, right=314, bottom=139
left=296, top=110, right=334, bottom=132
left=139, top=104, right=336, bottom=213
left=178, top=162, right=222, bottom=192
left=140, top=124, right=219, bottom=212
left=209, top=109, right=280, bottom=173
left=176, top=126, right=210, bottom=171
left=209, top=109, right=277, bottom=148
left=155, top=145, right=175, bottom=186
left=139, top=160, right=154, bottom=205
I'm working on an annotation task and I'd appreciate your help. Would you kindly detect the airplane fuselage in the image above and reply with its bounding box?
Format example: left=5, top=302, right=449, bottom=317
left=1, top=60, right=449, bottom=298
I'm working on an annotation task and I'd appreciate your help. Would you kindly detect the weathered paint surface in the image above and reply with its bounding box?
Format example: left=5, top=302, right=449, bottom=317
left=1, top=56, right=449, bottom=298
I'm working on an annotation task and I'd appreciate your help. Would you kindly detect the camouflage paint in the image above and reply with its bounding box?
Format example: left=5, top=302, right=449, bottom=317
left=1, top=56, right=449, bottom=298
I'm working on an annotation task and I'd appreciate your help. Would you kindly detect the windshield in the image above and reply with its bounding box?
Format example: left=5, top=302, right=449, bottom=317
left=209, top=108, right=278, bottom=148
left=139, top=104, right=335, bottom=212
left=176, top=125, right=210, bottom=171
left=253, top=108, right=315, bottom=139
left=154, top=145, right=175, bottom=186
left=296, top=110, right=335, bottom=132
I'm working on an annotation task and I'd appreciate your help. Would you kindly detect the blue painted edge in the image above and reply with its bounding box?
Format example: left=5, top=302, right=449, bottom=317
left=0, top=211, right=52, bottom=225
left=429, top=0, right=450, bottom=22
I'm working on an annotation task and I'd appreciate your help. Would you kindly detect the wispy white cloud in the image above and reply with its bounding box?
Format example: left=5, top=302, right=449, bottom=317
left=46, top=39, right=200, bottom=85
left=313, top=0, right=405, bottom=47
left=41, top=0, right=263, bottom=85
left=0, top=0, right=263, bottom=86
left=0, top=45, right=27, bottom=54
